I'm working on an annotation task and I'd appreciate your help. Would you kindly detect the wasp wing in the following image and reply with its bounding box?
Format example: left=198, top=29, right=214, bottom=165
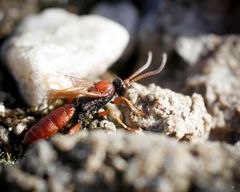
left=48, top=77, right=107, bottom=104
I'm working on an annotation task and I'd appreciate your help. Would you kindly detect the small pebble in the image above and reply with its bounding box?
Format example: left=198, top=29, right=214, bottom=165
left=0, top=103, right=5, bottom=115
left=0, top=126, right=9, bottom=144
left=13, top=123, right=27, bottom=135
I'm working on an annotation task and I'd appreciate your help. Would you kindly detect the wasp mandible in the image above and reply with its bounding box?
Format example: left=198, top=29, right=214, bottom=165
left=23, top=52, right=167, bottom=145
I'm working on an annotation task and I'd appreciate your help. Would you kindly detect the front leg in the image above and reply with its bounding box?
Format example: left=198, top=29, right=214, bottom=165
left=112, top=96, right=146, bottom=117
left=98, top=108, right=143, bottom=133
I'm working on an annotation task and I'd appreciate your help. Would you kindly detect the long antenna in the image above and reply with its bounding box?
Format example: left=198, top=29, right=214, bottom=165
left=124, top=51, right=153, bottom=85
left=124, top=52, right=167, bottom=86
left=130, top=53, right=167, bottom=83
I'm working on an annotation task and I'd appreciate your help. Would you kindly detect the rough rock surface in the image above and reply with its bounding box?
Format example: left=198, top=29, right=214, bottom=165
left=120, top=83, right=212, bottom=142
left=183, top=35, right=240, bottom=143
left=0, top=131, right=239, bottom=192
left=1, top=8, right=129, bottom=105
left=0, top=106, right=35, bottom=144
left=175, top=35, right=222, bottom=65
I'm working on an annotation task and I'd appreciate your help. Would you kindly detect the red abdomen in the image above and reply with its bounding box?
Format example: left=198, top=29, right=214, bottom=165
left=23, top=104, right=76, bottom=145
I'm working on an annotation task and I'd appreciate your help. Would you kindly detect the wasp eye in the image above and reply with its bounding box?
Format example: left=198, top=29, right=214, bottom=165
left=113, top=78, right=126, bottom=96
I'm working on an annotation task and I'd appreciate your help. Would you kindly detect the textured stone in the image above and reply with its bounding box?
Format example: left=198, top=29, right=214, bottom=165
left=0, top=126, right=9, bottom=144
left=0, top=131, right=239, bottom=192
left=175, top=35, right=221, bottom=65
left=120, top=83, right=212, bottom=142
left=2, top=8, right=129, bottom=105
left=185, top=35, right=240, bottom=143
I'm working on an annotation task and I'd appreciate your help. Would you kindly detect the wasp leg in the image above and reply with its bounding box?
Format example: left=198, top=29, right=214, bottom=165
left=98, top=109, right=111, bottom=117
left=112, top=96, right=146, bottom=117
left=98, top=108, right=142, bottom=133
left=67, top=123, right=81, bottom=136
left=112, top=113, right=142, bottom=133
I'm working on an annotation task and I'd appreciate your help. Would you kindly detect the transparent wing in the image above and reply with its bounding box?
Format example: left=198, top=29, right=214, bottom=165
left=47, top=73, right=109, bottom=103
left=49, top=86, right=103, bottom=100
left=48, top=79, right=107, bottom=104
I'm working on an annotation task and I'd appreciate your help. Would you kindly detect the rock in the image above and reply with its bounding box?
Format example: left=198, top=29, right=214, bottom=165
left=2, top=8, right=129, bottom=105
left=23, top=141, right=57, bottom=175
left=120, top=83, right=212, bottom=142
left=2, top=166, right=47, bottom=191
left=1, top=108, right=34, bottom=134
left=0, top=102, right=5, bottom=115
left=13, top=123, right=27, bottom=136
left=91, top=1, right=139, bottom=60
left=0, top=106, right=35, bottom=162
left=89, top=119, right=116, bottom=132
left=0, top=131, right=239, bottom=192
left=0, top=125, right=9, bottom=144
left=175, top=35, right=222, bottom=65
left=185, top=35, right=240, bottom=143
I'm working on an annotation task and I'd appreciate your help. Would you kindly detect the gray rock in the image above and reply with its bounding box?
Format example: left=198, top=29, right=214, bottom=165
left=23, top=141, right=57, bottom=175
left=89, top=119, right=117, bottom=132
left=0, top=125, right=9, bottom=144
left=13, top=123, right=27, bottom=136
left=0, top=102, right=5, bottom=115
left=1, top=131, right=239, bottom=192
left=120, top=83, right=212, bottom=142
left=2, top=8, right=129, bottom=105
left=185, top=35, right=240, bottom=143
left=175, top=35, right=222, bottom=65
left=3, top=165, right=47, bottom=191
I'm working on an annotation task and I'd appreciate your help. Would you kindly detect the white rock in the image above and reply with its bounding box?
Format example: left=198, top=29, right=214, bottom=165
left=0, top=103, right=5, bottom=114
left=2, top=8, right=129, bottom=105
left=13, top=123, right=27, bottom=135
left=121, top=83, right=213, bottom=142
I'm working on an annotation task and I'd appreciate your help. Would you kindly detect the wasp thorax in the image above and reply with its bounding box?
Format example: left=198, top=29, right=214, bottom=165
left=88, top=81, right=115, bottom=95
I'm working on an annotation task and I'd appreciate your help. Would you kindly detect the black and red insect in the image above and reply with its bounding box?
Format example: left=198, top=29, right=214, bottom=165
left=22, top=52, right=167, bottom=145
